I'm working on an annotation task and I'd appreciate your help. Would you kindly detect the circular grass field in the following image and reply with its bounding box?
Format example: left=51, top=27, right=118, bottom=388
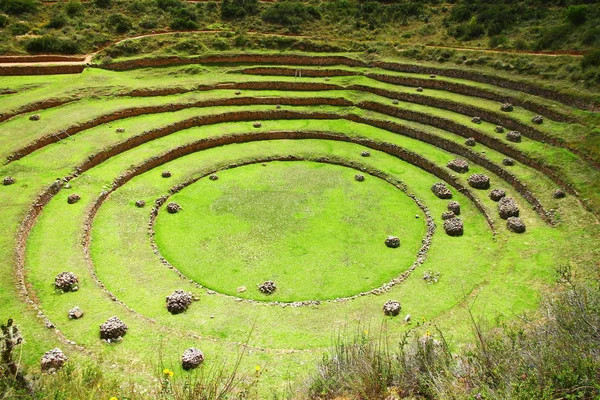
left=0, top=52, right=598, bottom=396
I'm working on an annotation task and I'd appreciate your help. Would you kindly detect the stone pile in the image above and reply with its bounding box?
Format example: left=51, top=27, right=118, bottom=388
left=441, top=211, right=455, bottom=220
left=448, top=201, right=460, bottom=215
left=55, top=272, right=79, bottom=292
left=468, top=173, right=491, bottom=189
left=253, top=122, right=262, bottom=128
left=495, top=126, right=504, bottom=133
left=431, top=182, right=452, bottom=199
left=465, top=137, right=476, bottom=146
left=502, top=157, right=515, bottom=166
left=553, top=189, right=566, bottom=199
left=161, top=171, right=172, bottom=178
left=40, top=348, right=67, bottom=373
left=181, top=348, right=204, bottom=370
left=382, top=300, right=401, bottom=316
left=166, top=290, right=194, bottom=314
left=506, top=131, right=522, bottom=143
left=209, top=174, right=219, bottom=181
left=361, top=151, right=370, bottom=157
left=489, top=189, right=506, bottom=202
left=2, top=176, right=15, bottom=185
left=498, top=197, right=519, bottom=219
left=166, top=202, right=181, bottom=214
left=99, top=316, right=128, bottom=340
left=506, top=217, right=526, bottom=233
left=532, top=115, right=543, bottom=124
left=135, top=200, right=145, bottom=208
left=29, top=114, right=41, bottom=121
left=68, top=306, right=84, bottom=319
left=443, top=217, right=464, bottom=236
left=447, top=159, right=469, bottom=173
left=354, top=174, right=365, bottom=182
left=500, top=103, right=513, bottom=112
left=258, top=281, right=277, bottom=295
left=67, top=194, right=81, bottom=204
left=471, top=116, right=481, bottom=124
left=385, top=236, right=400, bottom=248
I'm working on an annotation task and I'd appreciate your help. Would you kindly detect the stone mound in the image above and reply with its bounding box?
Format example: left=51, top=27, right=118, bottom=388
left=465, top=137, right=476, bottom=146
left=500, top=103, right=513, bottom=112
left=468, top=174, right=491, bottom=190
left=444, top=217, right=464, bottom=236
left=431, top=182, right=452, bottom=199
left=447, top=159, right=469, bottom=173
left=68, top=306, right=83, bottom=319
left=498, top=197, right=519, bottom=219
left=253, top=122, right=262, bottom=128
left=166, top=290, right=193, bottom=314
left=471, top=116, right=481, bottom=124
left=506, top=131, right=522, bottom=143
left=355, top=174, right=365, bottom=182
left=135, top=200, right=145, bottom=208
left=532, top=115, right=544, bottom=124
left=99, top=316, right=128, bottom=340
left=495, top=126, right=504, bottom=133
left=182, top=348, right=205, bottom=370
left=209, top=174, right=219, bottom=181
left=258, top=280, right=277, bottom=295
left=506, top=217, right=526, bottom=233
left=3, top=176, right=15, bottom=185
left=67, top=194, right=81, bottom=204
left=40, top=348, right=67, bottom=373
left=115, top=128, right=125, bottom=133
left=161, top=171, right=172, bottom=178
left=553, top=189, right=566, bottom=199
left=489, top=189, right=506, bottom=202
left=441, top=211, right=455, bottom=220
left=166, top=202, right=181, bottom=214
left=235, top=91, right=241, bottom=95
left=55, top=272, right=79, bottom=292
left=385, top=236, right=400, bottom=248
left=392, top=99, right=399, bottom=105
left=416, top=87, right=423, bottom=92
left=29, top=114, right=41, bottom=121
left=502, top=158, right=515, bottom=166
left=382, top=300, right=401, bottom=316
left=360, top=151, right=370, bottom=157
left=447, top=201, right=460, bottom=215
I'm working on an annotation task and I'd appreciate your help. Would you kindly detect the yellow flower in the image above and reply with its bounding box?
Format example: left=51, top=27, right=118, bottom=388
left=255, top=365, right=261, bottom=373
left=425, top=330, right=431, bottom=337
left=163, top=368, right=173, bottom=377
left=363, top=329, right=368, bottom=335
left=109, top=397, right=118, bottom=400
left=421, top=316, right=426, bottom=323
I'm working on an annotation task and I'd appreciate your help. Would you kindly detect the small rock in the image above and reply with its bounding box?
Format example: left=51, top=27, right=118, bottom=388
left=161, top=171, right=172, bottom=178
left=235, top=91, right=241, bottom=95
left=506, top=217, right=526, bottom=233
left=237, top=286, right=246, bottom=293
left=115, top=128, right=125, bottom=133
left=500, top=103, right=513, bottom=112
left=135, top=200, right=145, bottom=208
left=392, top=99, right=399, bottom=105
left=416, top=87, right=423, bottom=92
left=166, top=202, right=181, bottom=214
left=209, top=174, right=219, bottom=181
left=532, top=115, right=543, bottom=124
left=385, top=236, right=400, bottom=248
left=553, top=189, right=566, bottom=199
left=489, top=189, right=506, bottom=202
left=468, top=173, right=491, bottom=190
left=494, top=125, right=504, bottom=133
left=182, top=348, right=204, bottom=370
left=465, top=137, right=476, bottom=146
left=55, top=272, right=79, bottom=292
left=258, top=281, right=276, bottom=295
left=448, top=201, right=460, bottom=215
left=41, top=348, right=67, bottom=373
left=3, top=176, right=15, bottom=185
left=355, top=174, right=365, bottom=182
left=506, top=131, right=522, bottom=143
left=68, top=307, right=84, bottom=320
left=360, top=151, right=370, bottom=157
left=67, top=194, right=81, bottom=204
left=29, top=114, right=41, bottom=121
left=253, top=122, right=262, bottom=128
left=383, top=300, right=401, bottom=316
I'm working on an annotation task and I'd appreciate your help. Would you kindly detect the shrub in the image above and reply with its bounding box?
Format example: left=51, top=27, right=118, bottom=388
left=25, top=35, right=80, bottom=54
left=9, top=21, right=29, bottom=35
left=156, top=0, right=182, bottom=11
left=139, top=16, right=158, bottom=29
left=0, top=0, right=37, bottom=15
left=220, top=0, right=258, bottom=19
left=46, top=13, right=67, bottom=29
left=64, top=0, right=82, bottom=16
left=566, top=5, right=587, bottom=25
left=0, top=13, right=7, bottom=27
left=261, top=1, right=320, bottom=31
left=169, top=17, right=197, bottom=30
left=582, top=49, right=600, bottom=69
left=93, top=0, right=110, bottom=8
left=107, top=13, right=132, bottom=33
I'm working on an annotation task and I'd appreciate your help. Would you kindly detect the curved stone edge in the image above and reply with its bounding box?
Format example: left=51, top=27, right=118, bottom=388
left=145, top=155, right=436, bottom=307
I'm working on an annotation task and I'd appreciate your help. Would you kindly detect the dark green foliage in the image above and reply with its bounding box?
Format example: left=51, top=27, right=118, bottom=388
left=9, top=21, right=29, bottom=35
left=107, top=13, right=132, bottom=33
left=0, top=13, right=8, bottom=27
left=46, top=13, right=67, bottom=29
left=535, top=24, right=572, bottom=50
left=156, top=0, right=182, bottom=11
left=566, top=5, right=587, bottom=25
left=261, top=1, right=320, bottom=31
left=0, top=0, right=37, bottom=15
left=169, top=6, right=198, bottom=30
left=64, top=0, right=82, bottom=17
left=25, top=35, right=80, bottom=54
left=94, top=0, right=110, bottom=9
left=170, top=17, right=198, bottom=30
left=220, top=0, right=258, bottom=19
left=582, top=49, right=600, bottom=69
left=139, top=16, right=158, bottom=29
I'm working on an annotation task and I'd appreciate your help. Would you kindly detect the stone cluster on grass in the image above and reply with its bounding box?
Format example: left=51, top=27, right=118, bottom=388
left=67, top=194, right=80, bottom=204
left=489, top=189, right=506, bottom=202
left=444, top=218, right=464, bottom=236
left=495, top=125, right=504, bottom=133
left=465, top=137, right=476, bottom=146
left=68, top=306, right=84, bottom=319
left=135, top=200, right=145, bottom=208
left=500, top=103, right=513, bottom=112
left=385, top=236, right=400, bottom=248
left=553, top=189, right=566, bottom=199
left=29, top=114, right=41, bottom=121
left=506, top=217, right=526, bottom=233
left=115, top=128, right=125, bottom=133
left=166, top=290, right=194, bottom=314
left=361, top=151, right=370, bottom=157
left=441, top=211, right=455, bottom=220
left=498, top=197, right=519, bottom=219
left=382, top=300, right=401, bottom=316
left=166, top=202, right=181, bottom=214
left=431, top=182, right=452, bottom=199
left=392, top=99, right=399, bottom=105
left=506, top=131, right=522, bottom=143
left=253, top=122, right=262, bottom=128
left=258, top=281, right=276, bottom=295
left=99, top=316, right=128, bottom=340
left=416, top=87, right=423, bottom=92
left=532, top=115, right=544, bottom=124
left=3, top=176, right=15, bottom=185
left=502, top=157, right=515, bottom=166
left=161, top=170, right=172, bottom=178
left=354, top=174, right=365, bottom=182
left=181, top=348, right=204, bottom=370
left=55, top=272, right=79, bottom=292
left=471, top=116, right=481, bottom=124
left=40, top=348, right=67, bottom=373
left=447, top=159, right=469, bottom=173
left=468, top=173, right=491, bottom=190
left=209, top=174, right=219, bottom=181
left=448, top=201, right=460, bottom=215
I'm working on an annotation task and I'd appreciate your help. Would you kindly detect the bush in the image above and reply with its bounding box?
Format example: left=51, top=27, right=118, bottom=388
left=25, top=35, right=80, bottom=54
left=156, top=0, right=182, bottom=11
left=139, top=16, right=158, bottom=29
left=0, top=13, right=7, bottom=27
left=0, top=0, right=37, bottom=15
left=46, top=13, right=67, bottom=29
left=94, top=0, right=110, bottom=8
left=9, top=21, right=29, bottom=35
left=566, top=5, right=587, bottom=25
left=261, top=1, right=320, bottom=31
left=107, top=13, right=132, bottom=33
left=582, top=49, right=600, bottom=69
left=220, top=0, right=257, bottom=19
left=169, top=17, right=197, bottom=30
left=64, top=0, right=82, bottom=16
